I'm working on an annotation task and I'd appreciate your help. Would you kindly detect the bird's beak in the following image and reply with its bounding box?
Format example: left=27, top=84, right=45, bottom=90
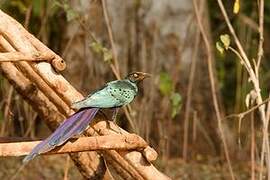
left=142, top=73, right=151, bottom=79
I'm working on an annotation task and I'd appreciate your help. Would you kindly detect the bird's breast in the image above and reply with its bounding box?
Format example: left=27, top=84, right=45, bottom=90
left=107, top=86, right=136, bottom=105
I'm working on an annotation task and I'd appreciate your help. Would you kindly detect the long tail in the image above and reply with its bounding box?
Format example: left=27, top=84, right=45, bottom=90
left=23, top=108, right=99, bottom=164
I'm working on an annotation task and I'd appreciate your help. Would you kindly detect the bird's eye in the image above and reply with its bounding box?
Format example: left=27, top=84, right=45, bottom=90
left=133, top=73, right=138, bottom=78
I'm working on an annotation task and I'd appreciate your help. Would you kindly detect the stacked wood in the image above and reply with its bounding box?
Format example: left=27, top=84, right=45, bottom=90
left=0, top=10, right=170, bottom=180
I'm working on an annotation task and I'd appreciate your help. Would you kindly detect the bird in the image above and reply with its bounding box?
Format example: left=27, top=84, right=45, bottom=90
left=23, top=71, right=150, bottom=163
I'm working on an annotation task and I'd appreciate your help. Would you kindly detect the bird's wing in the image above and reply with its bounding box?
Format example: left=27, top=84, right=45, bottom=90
left=72, top=81, right=121, bottom=109
left=23, top=108, right=99, bottom=163
left=72, top=80, right=137, bottom=109
left=71, top=83, right=114, bottom=109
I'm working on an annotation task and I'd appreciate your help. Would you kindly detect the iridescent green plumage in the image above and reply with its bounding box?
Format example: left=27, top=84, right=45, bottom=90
left=72, top=72, right=150, bottom=109
left=23, top=72, right=150, bottom=163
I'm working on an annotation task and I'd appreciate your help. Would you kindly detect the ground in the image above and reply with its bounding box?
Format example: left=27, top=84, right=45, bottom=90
left=0, top=156, right=254, bottom=180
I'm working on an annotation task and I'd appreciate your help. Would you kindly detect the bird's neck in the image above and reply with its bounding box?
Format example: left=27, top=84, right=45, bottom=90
left=125, top=79, right=138, bottom=93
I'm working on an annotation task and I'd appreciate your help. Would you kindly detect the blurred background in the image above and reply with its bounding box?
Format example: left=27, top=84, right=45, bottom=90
left=0, top=0, right=270, bottom=179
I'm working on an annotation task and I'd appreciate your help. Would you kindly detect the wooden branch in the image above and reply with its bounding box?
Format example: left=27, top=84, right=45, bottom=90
left=0, top=61, right=64, bottom=128
left=105, top=155, right=135, bottom=180
left=0, top=134, right=147, bottom=156
left=194, top=1, right=235, bottom=179
left=0, top=11, right=106, bottom=179
left=0, top=18, right=66, bottom=71
left=92, top=119, right=170, bottom=180
left=0, top=36, right=71, bottom=116
left=103, top=150, right=144, bottom=180
left=0, top=52, right=54, bottom=62
left=0, top=10, right=77, bottom=107
left=0, top=9, right=170, bottom=180
left=0, top=12, right=162, bottom=173
left=0, top=60, right=106, bottom=180
left=0, top=62, right=106, bottom=179
left=0, top=60, right=107, bottom=179
left=92, top=119, right=158, bottom=162
left=142, top=146, right=158, bottom=162
left=25, top=28, right=67, bottom=72
left=0, top=13, right=72, bottom=115
left=15, top=19, right=81, bottom=104
left=88, top=125, right=148, bottom=179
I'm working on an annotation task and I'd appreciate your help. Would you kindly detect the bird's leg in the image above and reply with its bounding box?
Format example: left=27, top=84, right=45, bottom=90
left=111, top=108, right=119, bottom=122
left=99, top=110, right=110, bottom=120
left=96, top=109, right=122, bottom=134
left=98, top=110, right=114, bottom=132
left=110, top=108, right=123, bottom=134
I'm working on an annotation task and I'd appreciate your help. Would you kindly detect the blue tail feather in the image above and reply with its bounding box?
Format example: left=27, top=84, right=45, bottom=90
left=23, top=108, right=99, bottom=164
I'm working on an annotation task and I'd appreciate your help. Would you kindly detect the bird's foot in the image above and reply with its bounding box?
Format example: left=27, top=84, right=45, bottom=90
left=105, top=120, right=122, bottom=134
left=110, top=108, right=123, bottom=134
left=115, top=124, right=123, bottom=135
left=99, top=109, right=122, bottom=134
left=72, top=134, right=81, bottom=139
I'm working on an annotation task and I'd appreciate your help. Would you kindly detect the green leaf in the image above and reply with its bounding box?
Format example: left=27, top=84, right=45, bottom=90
left=90, top=42, right=113, bottom=62
left=220, top=34, right=230, bottom=50
left=54, top=0, right=79, bottom=21
left=159, top=72, right=173, bottom=96
left=90, top=42, right=103, bottom=53
left=171, top=93, right=181, bottom=106
left=52, top=1, right=62, bottom=8
left=66, top=8, right=79, bottom=21
left=62, top=2, right=69, bottom=11
left=103, top=48, right=113, bottom=62
left=216, top=41, right=224, bottom=54
left=170, top=92, right=182, bottom=118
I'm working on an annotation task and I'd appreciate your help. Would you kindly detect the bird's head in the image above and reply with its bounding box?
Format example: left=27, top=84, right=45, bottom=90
left=126, top=72, right=151, bottom=83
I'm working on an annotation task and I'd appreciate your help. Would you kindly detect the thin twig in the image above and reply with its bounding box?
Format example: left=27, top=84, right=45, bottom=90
left=238, top=14, right=259, bottom=32
left=63, top=156, right=70, bottom=180
left=192, top=111, right=198, bottom=143
left=256, top=1, right=270, bottom=179
left=183, top=28, right=200, bottom=160
left=251, top=112, right=255, bottom=180
left=256, top=0, right=264, bottom=76
left=193, top=1, right=235, bottom=179
left=228, top=47, right=246, bottom=65
left=215, top=0, right=270, bottom=179
left=101, top=0, right=120, bottom=76
left=100, top=0, right=136, bottom=132
left=23, top=4, right=32, bottom=29
left=78, top=10, right=137, bottom=131
left=224, top=97, right=270, bottom=120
